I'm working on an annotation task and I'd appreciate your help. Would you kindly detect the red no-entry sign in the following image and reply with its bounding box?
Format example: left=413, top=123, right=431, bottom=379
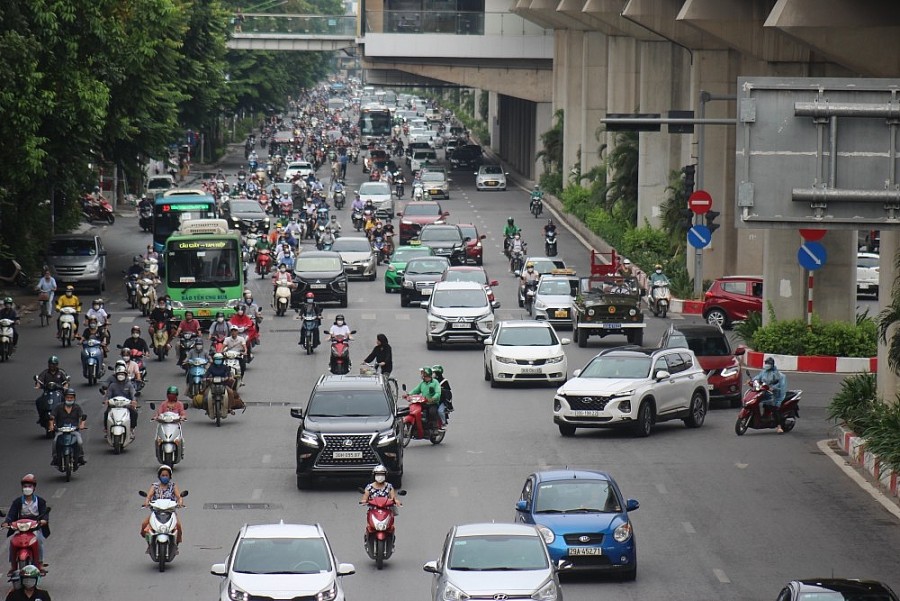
left=799, top=228, right=827, bottom=241
left=688, top=190, right=712, bottom=214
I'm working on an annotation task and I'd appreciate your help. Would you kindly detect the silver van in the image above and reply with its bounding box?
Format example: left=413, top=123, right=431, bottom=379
left=45, top=234, right=107, bottom=293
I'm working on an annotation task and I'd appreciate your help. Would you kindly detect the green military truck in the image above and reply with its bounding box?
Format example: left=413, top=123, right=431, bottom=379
left=572, top=250, right=646, bottom=346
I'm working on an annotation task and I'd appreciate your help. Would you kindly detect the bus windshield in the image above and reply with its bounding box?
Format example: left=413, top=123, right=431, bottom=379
left=358, top=109, right=392, bottom=139
left=166, top=238, right=240, bottom=290
left=153, top=198, right=217, bottom=250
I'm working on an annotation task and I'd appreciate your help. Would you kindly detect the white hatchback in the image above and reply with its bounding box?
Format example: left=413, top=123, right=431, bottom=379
left=284, top=161, right=315, bottom=180
left=483, top=320, right=569, bottom=387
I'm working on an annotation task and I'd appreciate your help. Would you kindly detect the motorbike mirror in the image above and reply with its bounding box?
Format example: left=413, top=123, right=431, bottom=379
left=33, top=374, right=40, bottom=382
left=423, top=561, right=439, bottom=574
left=181, top=490, right=189, bottom=497
left=149, top=403, right=156, bottom=411
left=138, top=490, right=148, bottom=497
left=401, top=383, right=407, bottom=392
left=356, top=487, right=366, bottom=494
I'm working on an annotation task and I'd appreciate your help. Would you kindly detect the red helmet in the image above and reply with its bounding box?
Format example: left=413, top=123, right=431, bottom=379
left=21, top=474, right=37, bottom=486
left=305, top=292, right=315, bottom=300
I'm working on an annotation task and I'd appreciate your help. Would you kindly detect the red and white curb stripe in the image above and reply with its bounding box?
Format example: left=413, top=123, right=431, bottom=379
left=669, top=299, right=703, bottom=315
left=744, top=350, right=877, bottom=374
left=835, top=425, right=900, bottom=500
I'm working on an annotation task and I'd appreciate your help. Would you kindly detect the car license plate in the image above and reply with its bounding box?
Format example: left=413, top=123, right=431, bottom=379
left=520, top=367, right=542, bottom=374
left=310, top=284, right=326, bottom=289
left=554, top=310, right=568, bottom=318
left=571, top=410, right=602, bottom=417
left=568, top=547, right=602, bottom=556
left=859, top=283, right=870, bottom=289
left=197, top=309, right=211, bottom=317
left=332, top=451, right=363, bottom=459
left=451, top=322, right=471, bottom=329
left=600, top=323, right=621, bottom=329
left=707, top=384, right=714, bottom=390
left=429, top=189, right=440, bottom=195
left=422, top=288, right=433, bottom=295
left=487, top=181, right=498, bottom=187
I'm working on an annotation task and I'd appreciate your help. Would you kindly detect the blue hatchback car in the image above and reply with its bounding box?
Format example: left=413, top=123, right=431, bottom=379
left=515, top=470, right=638, bottom=580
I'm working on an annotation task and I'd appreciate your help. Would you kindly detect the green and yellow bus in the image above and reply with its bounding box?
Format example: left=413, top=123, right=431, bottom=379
left=164, top=219, right=243, bottom=324
left=153, top=190, right=218, bottom=253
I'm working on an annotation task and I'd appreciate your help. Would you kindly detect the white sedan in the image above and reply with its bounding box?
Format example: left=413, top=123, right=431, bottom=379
left=483, top=320, right=569, bottom=388
left=284, top=161, right=315, bottom=180
left=475, top=165, right=508, bottom=191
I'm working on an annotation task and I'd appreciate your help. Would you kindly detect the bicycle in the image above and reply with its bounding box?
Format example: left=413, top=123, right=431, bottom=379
left=37, top=292, right=52, bottom=327
left=360, top=363, right=398, bottom=399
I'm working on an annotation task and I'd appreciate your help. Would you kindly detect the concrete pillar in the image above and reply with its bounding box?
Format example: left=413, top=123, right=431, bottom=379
left=488, top=91, right=499, bottom=152
left=606, top=36, right=639, bottom=116
left=877, top=231, right=899, bottom=402
left=558, top=29, right=584, bottom=183
left=535, top=102, right=553, bottom=179
left=813, top=232, right=856, bottom=323
left=762, top=229, right=803, bottom=326
left=637, top=41, right=690, bottom=227
left=580, top=32, right=608, bottom=176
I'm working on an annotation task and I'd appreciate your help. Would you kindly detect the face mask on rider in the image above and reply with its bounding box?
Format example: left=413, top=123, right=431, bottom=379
left=655, top=269, right=662, bottom=274
left=374, top=474, right=386, bottom=484
left=217, top=317, right=224, bottom=323
left=166, top=394, right=178, bottom=403
left=159, top=476, right=170, bottom=485
left=64, top=399, right=75, bottom=406
left=132, top=333, right=140, bottom=339
left=21, top=577, right=37, bottom=590
left=336, top=320, right=344, bottom=326
left=116, top=373, right=126, bottom=382
left=22, top=487, right=34, bottom=497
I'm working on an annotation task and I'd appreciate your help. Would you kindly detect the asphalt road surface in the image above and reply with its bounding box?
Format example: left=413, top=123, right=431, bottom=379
left=0, top=143, right=898, bottom=601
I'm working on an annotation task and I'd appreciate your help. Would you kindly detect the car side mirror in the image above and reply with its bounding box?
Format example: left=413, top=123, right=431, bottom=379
left=290, top=407, right=304, bottom=419
left=734, top=345, right=746, bottom=356
left=572, top=369, right=582, bottom=378
left=556, top=559, right=573, bottom=571
left=443, top=211, right=450, bottom=217
left=491, top=301, right=501, bottom=310
left=479, top=234, right=487, bottom=240
left=484, top=337, right=493, bottom=345
left=515, top=499, right=529, bottom=512
left=420, top=302, right=429, bottom=309
left=210, top=563, right=227, bottom=577
left=655, top=369, right=670, bottom=380
left=560, top=338, right=571, bottom=345
left=423, top=560, right=439, bottom=574
left=626, top=499, right=639, bottom=512
left=396, top=212, right=403, bottom=217
left=337, top=563, right=356, bottom=576
left=489, top=280, right=499, bottom=287
left=100, top=250, right=107, bottom=257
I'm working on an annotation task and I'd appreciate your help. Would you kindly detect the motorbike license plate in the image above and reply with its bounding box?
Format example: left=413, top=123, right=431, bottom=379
left=568, top=547, right=602, bottom=556
left=451, top=322, right=471, bottom=329
left=520, top=367, right=542, bottom=374
left=333, top=451, right=363, bottom=459
left=197, top=309, right=211, bottom=317
left=310, top=284, right=327, bottom=289
left=571, top=410, right=602, bottom=417
left=554, top=310, right=568, bottom=318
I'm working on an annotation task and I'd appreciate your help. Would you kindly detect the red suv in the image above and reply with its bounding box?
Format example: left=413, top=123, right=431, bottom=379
left=702, top=276, right=763, bottom=329
left=396, top=201, right=449, bottom=244
left=658, top=324, right=746, bottom=407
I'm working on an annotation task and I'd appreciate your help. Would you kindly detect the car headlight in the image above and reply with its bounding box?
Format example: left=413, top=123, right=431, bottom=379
left=336, top=281, right=347, bottom=291
left=536, top=525, right=555, bottom=544
left=300, top=431, right=320, bottom=447
left=618, top=399, right=631, bottom=413
left=546, top=355, right=565, bottom=364
left=429, top=320, right=444, bottom=332
left=401, top=220, right=413, bottom=225
left=387, top=265, right=396, bottom=272
left=377, top=429, right=396, bottom=446
left=225, top=298, right=240, bottom=309
left=316, top=582, right=338, bottom=601
left=587, top=309, right=595, bottom=316
left=442, top=583, right=469, bottom=601
left=494, top=356, right=516, bottom=364
left=534, top=300, right=546, bottom=310
left=403, top=280, right=414, bottom=289
left=531, top=580, right=559, bottom=601
left=435, top=219, right=445, bottom=225
left=720, top=365, right=738, bottom=378
left=613, top=521, right=633, bottom=543
left=84, top=264, right=99, bottom=274
left=229, top=583, right=250, bottom=601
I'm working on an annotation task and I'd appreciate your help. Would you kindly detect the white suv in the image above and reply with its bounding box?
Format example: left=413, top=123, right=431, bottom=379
left=423, top=281, right=498, bottom=349
left=553, top=346, right=709, bottom=438
left=857, top=252, right=879, bottom=297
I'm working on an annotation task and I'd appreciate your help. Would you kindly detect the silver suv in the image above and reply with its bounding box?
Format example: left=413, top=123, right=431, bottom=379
left=45, top=234, right=107, bottom=293
left=553, top=346, right=709, bottom=437
left=423, top=281, right=498, bottom=349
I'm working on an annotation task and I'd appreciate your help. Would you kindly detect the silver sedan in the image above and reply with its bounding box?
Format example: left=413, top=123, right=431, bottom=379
left=475, top=165, right=508, bottom=191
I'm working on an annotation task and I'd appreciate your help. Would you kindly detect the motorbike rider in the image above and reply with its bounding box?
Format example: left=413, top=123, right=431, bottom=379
left=359, top=465, right=402, bottom=510
left=206, top=312, right=229, bottom=343
left=5, top=564, right=50, bottom=600
left=48, top=388, right=86, bottom=467
left=362, top=333, right=392, bottom=378
left=508, top=233, right=527, bottom=271
left=148, top=298, right=174, bottom=346
left=184, top=338, right=207, bottom=365
left=223, top=325, right=248, bottom=377
left=328, top=314, right=351, bottom=341
left=271, top=264, right=295, bottom=305
left=752, top=357, right=787, bottom=433
left=649, top=264, right=668, bottom=285
left=297, top=292, right=322, bottom=349
left=432, top=365, right=453, bottom=425
left=84, top=298, right=110, bottom=332
left=121, top=325, right=150, bottom=356
left=241, top=290, right=263, bottom=329
left=530, top=184, right=544, bottom=202
left=118, top=348, right=142, bottom=385
left=54, top=286, right=81, bottom=338
left=204, top=353, right=245, bottom=411
left=318, top=226, right=336, bottom=249
left=329, top=214, right=342, bottom=234
left=137, top=193, right=153, bottom=213
left=154, top=387, right=187, bottom=421
left=140, top=465, right=183, bottom=546
left=543, top=218, right=557, bottom=237
left=101, top=363, right=138, bottom=435
left=228, top=306, right=257, bottom=357
left=503, top=217, right=520, bottom=239
left=275, top=243, right=293, bottom=267
left=126, top=255, right=144, bottom=279
left=174, top=311, right=202, bottom=366
left=0, top=298, right=19, bottom=348
left=3, top=475, right=50, bottom=577
left=350, top=192, right=365, bottom=213
left=406, top=367, right=442, bottom=430
left=617, top=258, right=635, bottom=278
left=76, top=319, right=107, bottom=357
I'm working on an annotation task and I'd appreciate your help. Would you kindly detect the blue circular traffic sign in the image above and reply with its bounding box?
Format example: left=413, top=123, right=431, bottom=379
left=797, top=241, right=827, bottom=271
left=687, top=224, right=712, bottom=249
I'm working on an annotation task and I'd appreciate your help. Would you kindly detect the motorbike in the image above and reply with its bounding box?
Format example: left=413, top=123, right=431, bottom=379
left=352, top=208, right=364, bottom=231
left=224, top=349, right=243, bottom=385
left=34, top=377, right=65, bottom=437
left=0, top=257, right=29, bottom=288
left=0, top=509, right=49, bottom=574
left=509, top=250, right=525, bottom=274
left=54, top=422, right=85, bottom=482
left=139, top=204, right=153, bottom=232
left=59, top=307, right=77, bottom=348
left=412, top=183, right=424, bottom=201
left=350, top=147, right=359, bottom=164
left=137, top=278, right=157, bottom=317
left=139, top=490, right=188, bottom=572
left=544, top=230, right=558, bottom=257
left=298, top=311, right=320, bottom=355
left=393, top=174, right=405, bottom=199
left=151, top=321, right=170, bottom=361
left=81, top=339, right=105, bottom=385
left=273, top=278, right=294, bottom=317
left=648, top=277, right=672, bottom=318
left=381, top=234, right=394, bottom=264
left=106, top=396, right=135, bottom=455
left=329, top=331, right=356, bottom=375
left=151, top=404, right=185, bottom=466
left=530, top=194, right=543, bottom=218
left=256, top=248, right=273, bottom=277
left=361, top=491, right=407, bottom=570
left=177, top=332, right=198, bottom=365
left=735, top=374, right=802, bottom=436
left=523, top=280, right=538, bottom=316
left=83, top=196, right=115, bottom=225
left=186, top=356, right=208, bottom=407
left=205, top=375, right=230, bottom=427
left=0, top=318, right=14, bottom=362
left=372, top=236, right=386, bottom=265
left=333, top=189, right=346, bottom=209
left=125, top=274, right=139, bottom=309
left=399, top=385, right=446, bottom=445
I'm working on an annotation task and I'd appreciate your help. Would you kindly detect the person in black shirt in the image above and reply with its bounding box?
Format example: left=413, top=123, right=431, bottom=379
left=5, top=565, right=51, bottom=600
left=48, top=389, right=86, bottom=466
left=148, top=298, right=173, bottom=345
left=121, top=325, right=150, bottom=356
left=362, top=333, right=393, bottom=377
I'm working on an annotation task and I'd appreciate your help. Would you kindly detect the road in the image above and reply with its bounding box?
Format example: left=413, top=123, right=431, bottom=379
left=0, top=141, right=898, bottom=601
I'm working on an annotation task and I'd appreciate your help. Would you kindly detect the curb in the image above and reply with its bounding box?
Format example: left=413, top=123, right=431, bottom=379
left=743, top=350, right=877, bottom=373
left=669, top=299, right=703, bottom=315
left=834, top=425, right=900, bottom=499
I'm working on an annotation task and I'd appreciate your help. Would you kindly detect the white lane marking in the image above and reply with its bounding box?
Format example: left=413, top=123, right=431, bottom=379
left=735, top=463, right=749, bottom=469
left=52, top=488, right=66, bottom=499
left=395, top=313, right=410, bottom=320
left=361, top=313, right=376, bottom=320
left=682, top=522, right=695, bottom=534
left=251, top=488, right=262, bottom=500
left=655, top=483, right=668, bottom=494
left=118, top=316, right=135, bottom=324
left=713, top=569, right=731, bottom=584
left=262, top=454, right=272, bottom=464
left=449, top=486, right=459, bottom=497
left=817, top=439, right=900, bottom=521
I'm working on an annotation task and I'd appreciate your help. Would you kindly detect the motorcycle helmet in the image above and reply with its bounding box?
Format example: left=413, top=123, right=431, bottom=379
left=213, top=352, right=225, bottom=365
left=65, top=285, right=74, bottom=295
left=243, top=289, right=253, bottom=300
left=525, top=261, right=535, bottom=269
left=121, top=348, right=131, bottom=360
left=373, top=464, right=388, bottom=477
left=507, top=217, right=514, bottom=225
left=131, top=325, right=141, bottom=337
left=157, top=464, right=173, bottom=478
left=19, top=565, right=40, bottom=590
left=63, top=388, right=76, bottom=403
left=133, top=255, right=142, bottom=265
left=431, top=365, right=444, bottom=375
left=48, top=355, right=59, bottom=366
left=335, top=314, right=345, bottom=323
left=533, top=185, right=540, bottom=191
left=3, top=297, right=12, bottom=306
left=420, top=366, right=433, bottom=377
left=21, top=474, right=37, bottom=486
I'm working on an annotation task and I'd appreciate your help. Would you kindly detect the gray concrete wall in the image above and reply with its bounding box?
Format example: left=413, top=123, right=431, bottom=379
left=498, top=94, right=538, bottom=179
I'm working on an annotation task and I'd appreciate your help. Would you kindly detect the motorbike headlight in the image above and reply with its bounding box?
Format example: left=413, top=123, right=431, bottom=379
left=720, top=365, right=738, bottom=378
left=536, top=525, right=556, bottom=544
left=546, top=355, right=565, bottom=364
left=377, top=429, right=397, bottom=446
left=316, top=582, right=338, bottom=601
left=531, top=580, right=559, bottom=601
left=228, top=583, right=251, bottom=601
left=442, top=583, right=469, bottom=601
left=300, top=431, right=320, bottom=447
left=613, top=521, right=633, bottom=543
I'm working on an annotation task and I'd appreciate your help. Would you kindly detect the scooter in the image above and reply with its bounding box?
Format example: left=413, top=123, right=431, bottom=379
left=256, top=249, right=272, bottom=278
left=224, top=350, right=243, bottom=388
left=273, top=278, right=294, bottom=317
left=412, top=183, right=424, bottom=201
left=186, top=356, right=208, bottom=404
left=177, top=332, right=198, bottom=365
left=361, top=491, right=406, bottom=570
left=544, top=230, right=558, bottom=257
left=151, top=321, right=170, bottom=361
left=83, top=197, right=115, bottom=225
left=151, top=405, right=185, bottom=466
left=81, top=339, right=105, bottom=385
left=394, top=174, right=405, bottom=199
left=648, top=278, right=672, bottom=318
left=735, top=374, right=802, bottom=436
left=0, top=509, right=49, bottom=574
left=352, top=208, right=364, bottom=231
left=139, top=204, right=153, bottom=232
left=523, top=280, right=538, bottom=316
left=139, top=490, right=188, bottom=572
left=205, top=376, right=230, bottom=427
left=329, top=331, right=356, bottom=375
left=125, top=274, right=139, bottom=308
left=106, top=396, right=135, bottom=455
left=298, top=311, right=320, bottom=355
left=54, top=421, right=85, bottom=482
left=58, top=307, right=77, bottom=348
left=530, top=195, right=543, bottom=218
left=34, top=377, right=65, bottom=437
left=333, top=190, right=345, bottom=209
left=399, top=385, right=446, bottom=445
left=137, top=278, right=157, bottom=317
left=0, top=318, right=14, bottom=362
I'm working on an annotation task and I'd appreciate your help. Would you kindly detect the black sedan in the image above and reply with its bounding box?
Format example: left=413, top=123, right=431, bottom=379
left=776, top=579, right=899, bottom=601
left=400, top=256, right=450, bottom=307
left=221, top=199, right=270, bottom=234
left=290, top=251, right=349, bottom=308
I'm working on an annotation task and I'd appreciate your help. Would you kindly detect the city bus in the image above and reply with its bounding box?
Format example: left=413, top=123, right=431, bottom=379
left=152, top=190, right=218, bottom=252
left=164, top=219, right=243, bottom=324
left=357, top=106, right=393, bottom=148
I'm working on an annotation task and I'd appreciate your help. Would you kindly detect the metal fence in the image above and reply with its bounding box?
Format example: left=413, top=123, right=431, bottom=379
left=364, top=10, right=550, bottom=36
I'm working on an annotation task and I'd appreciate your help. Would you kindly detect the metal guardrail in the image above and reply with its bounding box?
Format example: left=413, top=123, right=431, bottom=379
left=233, top=13, right=356, bottom=36
left=364, top=10, right=550, bottom=36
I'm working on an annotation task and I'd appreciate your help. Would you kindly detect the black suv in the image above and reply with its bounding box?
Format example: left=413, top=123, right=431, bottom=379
left=290, top=251, right=349, bottom=308
left=418, top=224, right=467, bottom=265
left=290, top=374, right=404, bottom=489
left=449, top=144, right=483, bottom=169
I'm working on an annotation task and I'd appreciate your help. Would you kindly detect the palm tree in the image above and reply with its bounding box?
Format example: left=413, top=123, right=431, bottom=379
left=878, top=253, right=900, bottom=373
left=605, top=131, right=639, bottom=224
left=658, top=169, right=689, bottom=256
left=536, top=109, right=564, bottom=174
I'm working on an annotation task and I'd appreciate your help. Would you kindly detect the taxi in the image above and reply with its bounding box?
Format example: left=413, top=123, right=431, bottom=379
left=383, top=241, right=435, bottom=293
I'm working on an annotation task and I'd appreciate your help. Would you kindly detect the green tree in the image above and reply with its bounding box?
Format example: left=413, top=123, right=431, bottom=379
left=605, top=131, right=639, bottom=224
left=536, top=109, right=564, bottom=175
left=658, top=168, right=689, bottom=256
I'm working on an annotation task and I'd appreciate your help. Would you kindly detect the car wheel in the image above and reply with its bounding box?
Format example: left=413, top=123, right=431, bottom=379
left=400, top=294, right=410, bottom=308
left=339, top=295, right=348, bottom=308
left=296, top=474, right=313, bottom=490
left=705, top=308, right=728, bottom=329
left=627, top=329, right=644, bottom=345
left=576, top=327, right=588, bottom=348
left=683, top=390, right=707, bottom=428
left=483, top=363, right=490, bottom=381
left=631, top=401, right=653, bottom=437
left=476, top=257, right=483, bottom=266
left=489, top=370, right=499, bottom=388
left=426, top=339, right=438, bottom=350
left=368, top=271, right=377, bottom=282
left=558, top=424, right=576, bottom=437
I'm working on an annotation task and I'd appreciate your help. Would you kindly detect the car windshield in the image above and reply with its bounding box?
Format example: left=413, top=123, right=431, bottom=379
left=332, top=238, right=372, bottom=252
left=147, top=177, right=173, bottom=189
left=295, top=257, right=342, bottom=272
left=538, top=280, right=576, bottom=296
left=306, top=390, right=390, bottom=417
left=530, top=259, right=561, bottom=274
left=392, top=248, right=432, bottom=263
left=534, top=480, right=621, bottom=513
left=420, top=228, right=461, bottom=242
left=432, top=289, right=487, bottom=308
left=49, top=239, right=96, bottom=256
left=797, top=593, right=897, bottom=601
left=458, top=226, right=477, bottom=240
left=444, top=270, right=486, bottom=285
left=858, top=256, right=879, bottom=269
left=420, top=172, right=445, bottom=182
left=403, top=204, right=442, bottom=216
left=289, top=163, right=311, bottom=170
left=229, top=201, right=263, bottom=213
left=495, top=327, right=558, bottom=346
left=481, top=166, right=503, bottom=175
left=448, top=535, right=549, bottom=571
left=406, top=259, right=449, bottom=275
left=359, top=182, right=390, bottom=195
left=232, top=537, right=332, bottom=574
left=580, top=356, right=651, bottom=379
